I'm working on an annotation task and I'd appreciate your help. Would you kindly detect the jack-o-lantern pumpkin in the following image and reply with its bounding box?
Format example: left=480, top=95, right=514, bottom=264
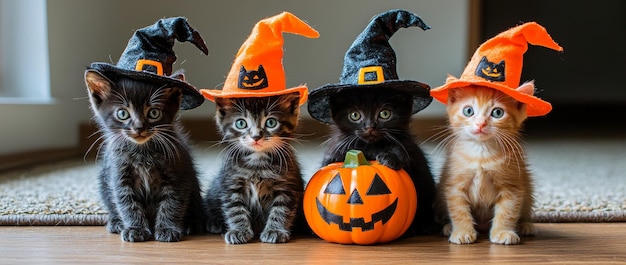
left=303, top=150, right=417, bottom=245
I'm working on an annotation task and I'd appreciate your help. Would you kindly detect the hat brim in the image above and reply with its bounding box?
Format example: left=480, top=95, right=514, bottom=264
left=431, top=77, right=552, bottom=117
left=200, top=85, right=308, bottom=106
left=90, top=63, right=204, bottom=110
left=308, top=80, right=432, bottom=124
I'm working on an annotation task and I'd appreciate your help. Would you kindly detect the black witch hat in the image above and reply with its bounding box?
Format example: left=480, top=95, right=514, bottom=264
left=88, top=17, right=208, bottom=110
left=308, top=9, right=433, bottom=124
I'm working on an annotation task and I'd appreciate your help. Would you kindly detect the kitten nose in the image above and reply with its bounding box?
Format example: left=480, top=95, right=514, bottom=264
left=252, top=134, right=263, bottom=142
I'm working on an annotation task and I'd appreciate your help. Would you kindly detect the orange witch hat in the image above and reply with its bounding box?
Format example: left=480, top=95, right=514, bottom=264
left=430, top=22, right=563, bottom=117
left=200, top=12, right=319, bottom=105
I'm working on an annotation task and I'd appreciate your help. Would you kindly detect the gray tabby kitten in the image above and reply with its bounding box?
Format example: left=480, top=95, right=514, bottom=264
left=85, top=70, right=203, bottom=242
left=204, top=93, right=304, bottom=244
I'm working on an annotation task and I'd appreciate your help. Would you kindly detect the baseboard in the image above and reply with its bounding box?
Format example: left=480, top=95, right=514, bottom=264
left=0, top=148, right=82, bottom=172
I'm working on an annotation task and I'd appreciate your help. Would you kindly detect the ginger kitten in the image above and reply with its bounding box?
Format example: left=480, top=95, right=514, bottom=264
left=436, top=83, right=536, bottom=245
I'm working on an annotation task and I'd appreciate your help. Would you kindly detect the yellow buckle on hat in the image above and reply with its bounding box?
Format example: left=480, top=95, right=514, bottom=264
left=135, top=59, right=164, bottom=76
left=358, top=66, right=384, bottom=85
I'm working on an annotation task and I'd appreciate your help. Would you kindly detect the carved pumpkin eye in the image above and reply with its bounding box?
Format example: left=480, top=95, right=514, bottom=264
left=366, top=174, right=391, bottom=195
left=323, top=174, right=345, bottom=194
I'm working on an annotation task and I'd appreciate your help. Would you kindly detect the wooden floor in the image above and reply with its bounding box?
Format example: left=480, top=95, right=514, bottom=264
left=1, top=223, right=625, bottom=264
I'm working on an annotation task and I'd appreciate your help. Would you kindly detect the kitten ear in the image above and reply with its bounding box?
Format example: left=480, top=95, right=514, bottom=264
left=162, top=87, right=182, bottom=105
left=280, top=92, right=301, bottom=115
left=214, top=97, right=234, bottom=118
left=170, top=70, right=186, bottom=81
left=448, top=88, right=459, bottom=104
left=84, top=70, right=113, bottom=105
left=516, top=81, right=535, bottom=96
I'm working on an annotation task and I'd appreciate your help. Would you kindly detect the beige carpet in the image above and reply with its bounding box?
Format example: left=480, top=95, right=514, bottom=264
left=1, top=139, right=625, bottom=225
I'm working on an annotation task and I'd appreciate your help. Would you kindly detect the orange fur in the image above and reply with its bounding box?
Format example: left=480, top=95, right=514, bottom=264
left=435, top=86, right=535, bottom=245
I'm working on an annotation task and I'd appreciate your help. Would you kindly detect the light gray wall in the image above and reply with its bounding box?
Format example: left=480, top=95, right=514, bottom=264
left=0, top=0, right=469, bottom=155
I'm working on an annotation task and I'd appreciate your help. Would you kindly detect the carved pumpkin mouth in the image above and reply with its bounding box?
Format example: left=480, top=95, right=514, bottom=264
left=315, top=197, right=398, bottom=232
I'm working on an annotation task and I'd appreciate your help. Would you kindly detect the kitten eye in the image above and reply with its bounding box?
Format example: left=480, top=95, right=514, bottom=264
left=462, top=106, right=474, bottom=117
left=378, top=109, right=392, bottom=120
left=235, top=119, right=247, bottom=129
left=349, top=111, right=362, bottom=122
left=265, top=118, right=278, bottom=128
left=491, top=107, right=505, bottom=118
left=116, top=109, right=130, bottom=120
left=147, top=108, right=161, bottom=120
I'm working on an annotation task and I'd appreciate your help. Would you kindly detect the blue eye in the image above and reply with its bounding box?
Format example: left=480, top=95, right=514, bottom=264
left=378, top=109, right=391, bottom=120
left=491, top=107, right=505, bottom=118
left=116, top=109, right=130, bottom=120
left=147, top=108, right=161, bottom=120
left=265, top=118, right=278, bottom=128
left=349, top=111, right=362, bottom=121
left=462, top=106, right=474, bottom=117
left=235, top=119, right=247, bottom=129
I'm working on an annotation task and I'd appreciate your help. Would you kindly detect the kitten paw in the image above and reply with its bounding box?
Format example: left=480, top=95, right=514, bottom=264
left=260, top=229, right=290, bottom=244
left=518, top=222, right=536, bottom=236
left=155, top=227, right=183, bottom=242
left=448, top=228, right=477, bottom=244
left=224, top=228, right=254, bottom=244
left=442, top=224, right=452, bottom=236
left=490, top=230, right=520, bottom=245
left=375, top=153, right=403, bottom=170
left=121, top=227, right=151, bottom=242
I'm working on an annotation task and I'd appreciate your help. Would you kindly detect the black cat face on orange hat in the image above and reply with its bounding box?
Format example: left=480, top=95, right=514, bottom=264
left=431, top=22, right=563, bottom=117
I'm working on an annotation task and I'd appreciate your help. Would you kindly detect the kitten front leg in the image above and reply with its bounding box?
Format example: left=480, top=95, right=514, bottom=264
left=115, top=185, right=152, bottom=242
left=260, top=193, right=296, bottom=244
left=222, top=190, right=254, bottom=244
left=489, top=192, right=523, bottom=245
left=446, top=189, right=477, bottom=244
left=154, top=188, right=187, bottom=242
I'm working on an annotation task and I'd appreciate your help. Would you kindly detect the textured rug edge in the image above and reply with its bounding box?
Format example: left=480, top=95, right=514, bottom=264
left=0, top=214, right=107, bottom=226
left=1, top=212, right=625, bottom=226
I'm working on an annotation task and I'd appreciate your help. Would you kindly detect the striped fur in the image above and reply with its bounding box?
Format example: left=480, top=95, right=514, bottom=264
left=204, top=93, right=304, bottom=244
left=85, top=71, right=203, bottom=242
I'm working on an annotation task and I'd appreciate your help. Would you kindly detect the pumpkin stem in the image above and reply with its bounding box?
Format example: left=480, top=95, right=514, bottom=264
left=343, top=150, right=371, bottom=168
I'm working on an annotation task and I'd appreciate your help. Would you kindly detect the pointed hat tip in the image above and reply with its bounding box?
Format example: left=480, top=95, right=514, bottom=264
left=509, top=22, right=563, bottom=52
left=264, top=11, right=319, bottom=39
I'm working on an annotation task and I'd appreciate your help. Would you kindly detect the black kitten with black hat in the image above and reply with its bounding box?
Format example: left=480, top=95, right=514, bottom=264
left=84, top=17, right=207, bottom=242
left=307, top=9, right=439, bottom=235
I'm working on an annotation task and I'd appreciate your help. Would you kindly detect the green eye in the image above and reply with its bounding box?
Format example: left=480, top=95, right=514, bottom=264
left=379, top=109, right=391, bottom=120
left=116, top=109, right=130, bottom=120
left=265, top=118, right=278, bottom=128
left=491, top=107, right=505, bottom=118
left=148, top=108, right=161, bottom=120
left=235, top=119, right=247, bottom=129
left=462, top=106, right=474, bottom=117
left=349, top=111, right=362, bottom=121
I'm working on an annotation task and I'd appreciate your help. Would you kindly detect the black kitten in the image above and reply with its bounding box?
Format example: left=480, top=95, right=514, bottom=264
left=321, top=87, right=438, bottom=235
left=85, top=70, right=203, bottom=242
